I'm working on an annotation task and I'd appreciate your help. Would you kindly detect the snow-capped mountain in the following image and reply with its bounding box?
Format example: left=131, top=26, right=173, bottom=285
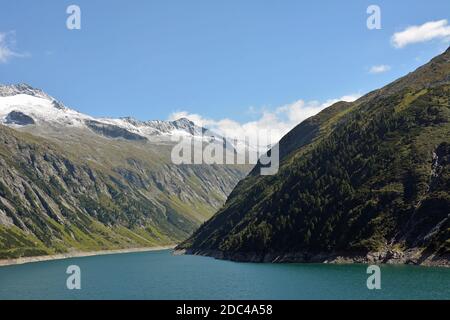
left=0, top=83, right=267, bottom=161
left=0, top=84, right=217, bottom=141
left=0, top=84, right=251, bottom=258
left=0, top=83, right=54, bottom=100
left=0, top=84, right=90, bottom=127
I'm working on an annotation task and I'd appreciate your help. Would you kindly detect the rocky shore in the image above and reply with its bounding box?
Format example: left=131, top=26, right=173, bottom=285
left=177, top=248, right=450, bottom=267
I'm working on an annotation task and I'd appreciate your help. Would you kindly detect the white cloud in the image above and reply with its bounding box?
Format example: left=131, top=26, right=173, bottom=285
left=0, top=31, right=28, bottom=63
left=391, top=19, right=450, bottom=48
left=168, top=93, right=361, bottom=143
left=369, top=65, right=391, bottom=74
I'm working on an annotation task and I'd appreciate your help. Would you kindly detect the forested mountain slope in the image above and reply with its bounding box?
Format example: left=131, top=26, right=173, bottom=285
left=178, top=47, right=450, bottom=266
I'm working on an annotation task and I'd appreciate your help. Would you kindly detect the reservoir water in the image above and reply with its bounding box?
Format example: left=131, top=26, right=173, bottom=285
left=0, top=249, right=448, bottom=300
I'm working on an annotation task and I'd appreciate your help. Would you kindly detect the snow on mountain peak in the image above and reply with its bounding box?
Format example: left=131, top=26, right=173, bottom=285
left=0, top=84, right=217, bottom=140
left=0, top=84, right=89, bottom=128
left=0, top=84, right=53, bottom=100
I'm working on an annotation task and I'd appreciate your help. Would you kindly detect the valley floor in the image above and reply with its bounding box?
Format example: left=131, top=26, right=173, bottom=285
left=0, top=245, right=175, bottom=267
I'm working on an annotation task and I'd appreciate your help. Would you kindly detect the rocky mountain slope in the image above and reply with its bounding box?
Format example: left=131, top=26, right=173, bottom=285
left=178, top=47, right=450, bottom=266
left=0, top=85, right=249, bottom=259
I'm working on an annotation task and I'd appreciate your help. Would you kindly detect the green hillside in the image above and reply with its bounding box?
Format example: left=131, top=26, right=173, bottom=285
left=0, top=124, right=247, bottom=259
left=178, top=47, right=450, bottom=266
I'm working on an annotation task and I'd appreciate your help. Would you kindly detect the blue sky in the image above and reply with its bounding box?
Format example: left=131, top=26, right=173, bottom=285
left=0, top=0, right=449, bottom=136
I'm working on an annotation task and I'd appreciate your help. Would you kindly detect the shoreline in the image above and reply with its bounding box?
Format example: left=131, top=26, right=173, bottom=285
left=0, top=245, right=176, bottom=267
left=177, top=248, right=450, bottom=268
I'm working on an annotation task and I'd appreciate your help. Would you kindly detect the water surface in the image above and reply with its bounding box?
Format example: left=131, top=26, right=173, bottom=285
left=0, top=250, right=448, bottom=300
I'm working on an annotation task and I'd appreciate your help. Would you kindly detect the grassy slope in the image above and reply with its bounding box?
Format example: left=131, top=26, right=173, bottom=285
left=0, top=125, right=247, bottom=259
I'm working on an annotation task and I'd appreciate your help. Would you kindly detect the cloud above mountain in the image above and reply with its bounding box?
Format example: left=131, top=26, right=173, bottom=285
left=369, top=65, right=391, bottom=74
left=391, top=19, right=450, bottom=48
left=169, top=94, right=361, bottom=143
left=0, top=31, right=28, bottom=63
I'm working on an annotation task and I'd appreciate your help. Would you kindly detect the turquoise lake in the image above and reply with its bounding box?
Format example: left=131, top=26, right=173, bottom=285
left=0, top=249, right=449, bottom=300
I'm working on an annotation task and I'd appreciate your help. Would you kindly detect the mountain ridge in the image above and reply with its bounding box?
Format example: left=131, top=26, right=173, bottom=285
left=0, top=84, right=250, bottom=259
left=0, top=83, right=213, bottom=140
left=177, top=47, right=450, bottom=267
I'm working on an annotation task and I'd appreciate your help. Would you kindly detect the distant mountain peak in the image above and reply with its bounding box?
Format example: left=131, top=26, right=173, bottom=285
left=172, top=117, right=194, bottom=125
left=0, top=83, right=50, bottom=100
left=119, top=116, right=197, bottom=131
left=0, top=83, right=68, bottom=111
left=0, top=84, right=237, bottom=150
left=120, top=116, right=144, bottom=126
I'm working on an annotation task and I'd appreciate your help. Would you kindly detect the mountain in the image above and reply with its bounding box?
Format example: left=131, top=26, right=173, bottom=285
left=0, top=84, right=249, bottom=259
left=0, top=84, right=211, bottom=139
left=178, top=47, right=450, bottom=266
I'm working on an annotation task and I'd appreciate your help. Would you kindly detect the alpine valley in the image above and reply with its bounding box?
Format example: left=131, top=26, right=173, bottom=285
left=0, top=84, right=249, bottom=259
left=177, top=47, right=450, bottom=267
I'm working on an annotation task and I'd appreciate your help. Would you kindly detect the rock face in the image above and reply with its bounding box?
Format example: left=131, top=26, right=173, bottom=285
left=5, top=111, right=35, bottom=126
left=178, top=47, right=450, bottom=266
left=84, top=120, right=148, bottom=141
left=0, top=85, right=250, bottom=259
